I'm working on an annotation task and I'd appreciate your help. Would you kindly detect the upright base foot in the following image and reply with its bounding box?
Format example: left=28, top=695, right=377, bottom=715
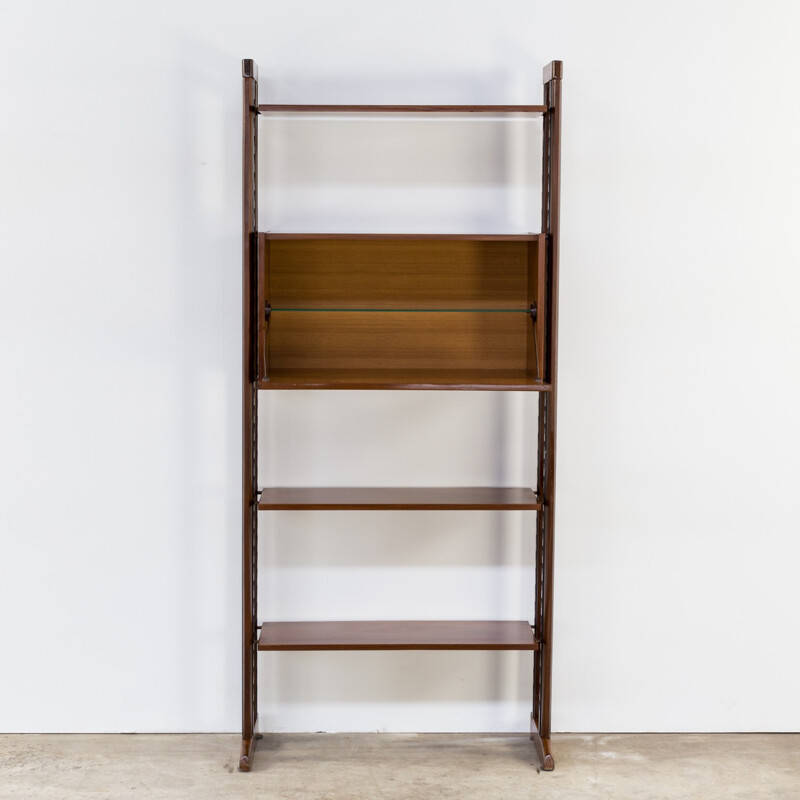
left=530, top=714, right=555, bottom=771
left=239, top=735, right=256, bottom=771
left=540, top=737, right=555, bottom=771
left=239, top=716, right=260, bottom=771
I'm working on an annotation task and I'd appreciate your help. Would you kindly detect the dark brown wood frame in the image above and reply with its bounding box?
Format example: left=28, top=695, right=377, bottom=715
left=240, top=58, right=562, bottom=772
left=240, top=58, right=260, bottom=771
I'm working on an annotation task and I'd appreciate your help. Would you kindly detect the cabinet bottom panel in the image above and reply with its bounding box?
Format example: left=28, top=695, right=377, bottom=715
left=258, top=368, right=550, bottom=391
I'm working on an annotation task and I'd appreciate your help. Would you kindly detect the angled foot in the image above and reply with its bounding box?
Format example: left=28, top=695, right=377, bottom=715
left=239, top=715, right=260, bottom=771
left=541, top=737, right=555, bottom=771
left=530, top=714, right=555, bottom=771
left=239, top=735, right=256, bottom=771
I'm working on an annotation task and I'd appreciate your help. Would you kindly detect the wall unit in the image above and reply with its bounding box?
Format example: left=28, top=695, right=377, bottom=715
left=240, top=58, right=562, bottom=771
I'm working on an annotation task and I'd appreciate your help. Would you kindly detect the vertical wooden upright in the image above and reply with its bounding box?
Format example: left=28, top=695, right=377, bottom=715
left=531, top=59, right=562, bottom=772
left=240, top=58, right=260, bottom=772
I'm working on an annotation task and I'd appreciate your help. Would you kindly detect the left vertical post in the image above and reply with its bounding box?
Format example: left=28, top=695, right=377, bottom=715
left=240, top=57, right=259, bottom=772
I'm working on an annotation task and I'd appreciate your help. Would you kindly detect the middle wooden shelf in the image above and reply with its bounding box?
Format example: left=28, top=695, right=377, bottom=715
left=257, top=620, right=539, bottom=651
left=257, top=486, right=541, bottom=510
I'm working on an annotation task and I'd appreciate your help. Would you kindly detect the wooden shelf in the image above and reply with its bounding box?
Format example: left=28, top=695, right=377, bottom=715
left=258, top=104, right=547, bottom=115
left=257, top=369, right=551, bottom=391
left=257, top=620, right=538, bottom=651
left=258, top=487, right=541, bottom=511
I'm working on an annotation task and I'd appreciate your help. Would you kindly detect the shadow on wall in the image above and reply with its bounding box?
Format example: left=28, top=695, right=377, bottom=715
left=169, top=45, right=248, bottom=727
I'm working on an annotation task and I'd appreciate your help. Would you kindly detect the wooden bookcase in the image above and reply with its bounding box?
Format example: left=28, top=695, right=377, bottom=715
left=240, top=58, right=563, bottom=771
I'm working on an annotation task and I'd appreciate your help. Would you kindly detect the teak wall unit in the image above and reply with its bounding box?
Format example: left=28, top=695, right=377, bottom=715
left=240, top=58, right=563, bottom=772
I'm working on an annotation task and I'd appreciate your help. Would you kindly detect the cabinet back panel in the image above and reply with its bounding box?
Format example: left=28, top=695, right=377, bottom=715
left=269, top=240, right=529, bottom=310
left=268, top=311, right=530, bottom=371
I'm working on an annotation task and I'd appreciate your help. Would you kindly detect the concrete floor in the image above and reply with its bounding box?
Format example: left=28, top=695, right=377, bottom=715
left=1, top=733, right=798, bottom=799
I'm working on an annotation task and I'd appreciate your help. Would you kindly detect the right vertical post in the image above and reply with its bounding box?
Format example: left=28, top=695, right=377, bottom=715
left=532, top=59, right=562, bottom=772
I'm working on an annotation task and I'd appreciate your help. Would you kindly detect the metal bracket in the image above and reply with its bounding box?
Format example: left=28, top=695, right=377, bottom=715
left=529, top=303, right=537, bottom=322
left=265, top=303, right=271, bottom=321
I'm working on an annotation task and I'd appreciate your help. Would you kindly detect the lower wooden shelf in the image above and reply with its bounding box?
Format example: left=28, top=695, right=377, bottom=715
left=257, top=369, right=551, bottom=391
left=257, top=620, right=538, bottom=651
left=258, top=487, right=541, bottom=511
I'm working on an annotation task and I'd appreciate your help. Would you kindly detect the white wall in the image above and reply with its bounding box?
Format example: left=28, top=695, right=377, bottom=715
left=1, top=0, right=799, bottom=733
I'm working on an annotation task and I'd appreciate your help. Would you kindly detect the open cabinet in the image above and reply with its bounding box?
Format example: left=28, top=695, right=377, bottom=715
left=240, top=58, right=563, bottom=771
